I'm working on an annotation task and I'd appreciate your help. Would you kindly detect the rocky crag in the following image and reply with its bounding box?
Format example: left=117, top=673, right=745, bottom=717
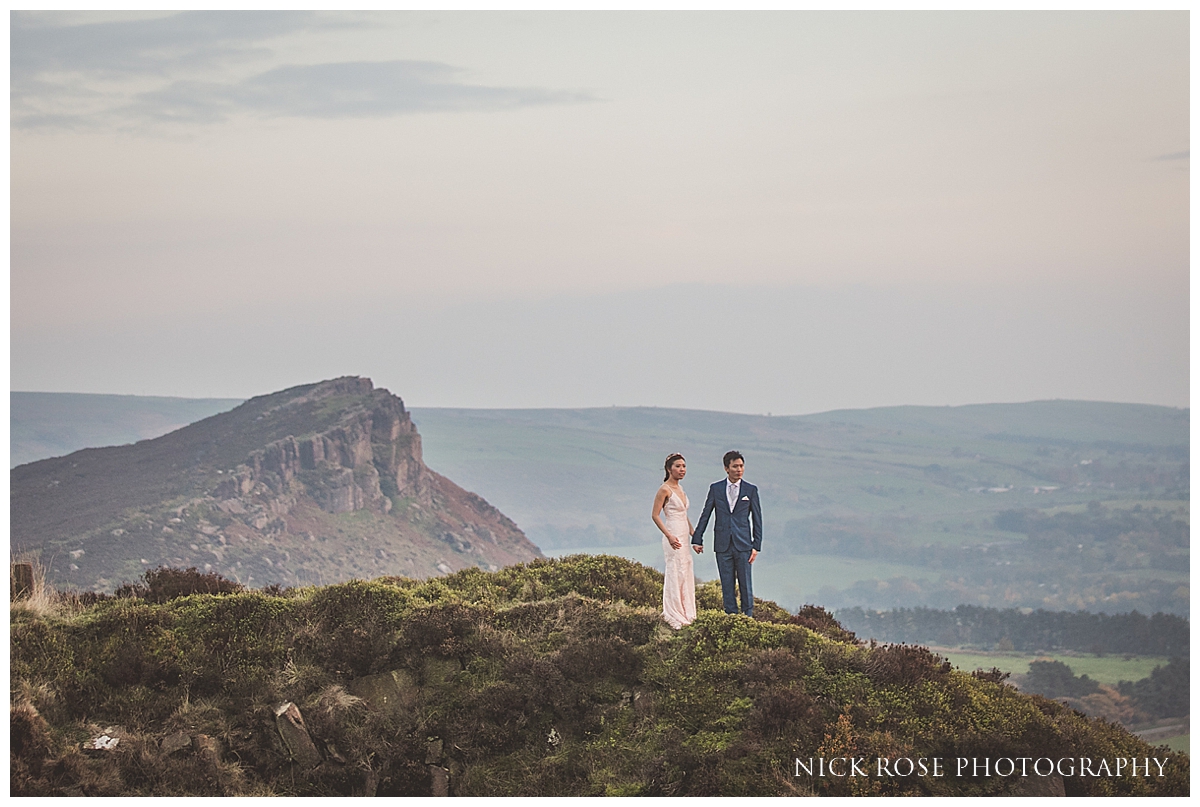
left=11, top=378, right=541, bottom=591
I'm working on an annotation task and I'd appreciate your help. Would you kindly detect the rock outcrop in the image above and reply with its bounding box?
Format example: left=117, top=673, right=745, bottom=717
left=11, top=377, right=543, bottom=591
left=216, top=377, right=430, bottom=515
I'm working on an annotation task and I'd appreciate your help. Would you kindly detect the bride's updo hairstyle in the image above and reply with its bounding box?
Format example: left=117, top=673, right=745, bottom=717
left=664, top=453, right=685, bottom=482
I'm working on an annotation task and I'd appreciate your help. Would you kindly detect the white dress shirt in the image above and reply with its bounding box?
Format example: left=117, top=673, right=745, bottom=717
left=726, top=479, right=740, bottom=512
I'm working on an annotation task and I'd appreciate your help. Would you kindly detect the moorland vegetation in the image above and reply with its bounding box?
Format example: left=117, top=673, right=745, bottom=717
left=11, top=556, right=1187, bottom=796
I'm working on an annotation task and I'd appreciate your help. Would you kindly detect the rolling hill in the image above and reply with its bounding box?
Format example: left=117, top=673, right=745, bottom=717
left=11, top=392, right=1187, bottom=613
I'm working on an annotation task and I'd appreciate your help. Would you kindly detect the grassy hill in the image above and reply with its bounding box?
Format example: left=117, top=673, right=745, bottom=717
left=10, top=556, right=1188, bottom=796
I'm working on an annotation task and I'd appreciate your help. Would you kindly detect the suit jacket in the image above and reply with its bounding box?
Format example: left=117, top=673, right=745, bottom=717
left=691, top=479, right=762, bottom=554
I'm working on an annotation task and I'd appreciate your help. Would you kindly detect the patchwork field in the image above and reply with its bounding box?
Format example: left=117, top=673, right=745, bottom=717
left=931, top=647, right=1171, bottom=685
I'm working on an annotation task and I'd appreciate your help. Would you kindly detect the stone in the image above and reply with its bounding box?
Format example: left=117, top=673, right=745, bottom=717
left=193, top=734, right=222, bottom=767
left=160, top=731, right=191, bottom=756
left=324, top=740, right=347, bottom=764
left=274, top=702, right=321, bottom=768
left=430, top=765, right=450, bottom=796
left=422, top=657, right=461, bottom=687
left=218, top=499, right=247, bottom=515
left=84, top=734, right=120, bottom=752
left=347, top=670, right=418, bottom=718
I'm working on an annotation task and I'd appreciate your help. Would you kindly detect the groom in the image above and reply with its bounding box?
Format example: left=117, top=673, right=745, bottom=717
left=691, top=451, right=762, bottom=617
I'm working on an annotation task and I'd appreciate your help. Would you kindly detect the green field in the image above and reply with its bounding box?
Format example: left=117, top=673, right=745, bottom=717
left=1161, top=734, right=1189, bottom=753
left=932, top=647, right=1171, bottom=685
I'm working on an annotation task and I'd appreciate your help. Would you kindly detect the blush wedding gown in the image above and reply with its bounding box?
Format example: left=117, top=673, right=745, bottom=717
left=660, top=487, right=696, bottom=629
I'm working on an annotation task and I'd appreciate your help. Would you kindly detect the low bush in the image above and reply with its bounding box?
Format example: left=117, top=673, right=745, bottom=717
left=115, top=566, right=244, bottom=602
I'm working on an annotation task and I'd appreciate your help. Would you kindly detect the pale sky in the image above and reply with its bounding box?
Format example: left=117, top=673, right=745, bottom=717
left=10, top=11, right=1189, bottom=413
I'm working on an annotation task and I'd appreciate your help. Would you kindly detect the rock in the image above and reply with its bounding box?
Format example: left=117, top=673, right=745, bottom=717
left=323, top=739, right=347, bottom=764
left=193, top=733, right=222, bottom=767
left=425, top=738, right=443, bottom=764
left=347, top=670, right=418, bottom=718
left=422, top=657, right=461, bottom=687
left=83, top=733, right=120, bottom=754
left=237, top=381, right=431, bottom=512
left=430, top=765, right=450, bottom=796
left=274, top=702, right=321, bottom=768
left=160, top=731, right=191, bottom=756
left=218, top=499, right=247, bottom=515
left=358, top=767, right=378, bottom=797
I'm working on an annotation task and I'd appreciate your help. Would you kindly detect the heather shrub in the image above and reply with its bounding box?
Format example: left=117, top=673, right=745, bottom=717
left=970, top=666, right=1011, bottom=684
left=788, top=604, right=859, bottom=643
left=115, top=566, right=243, bottom=603
left=9, top=556, right=1190, bottom=796
left=861, top=642, right=952, bottom=687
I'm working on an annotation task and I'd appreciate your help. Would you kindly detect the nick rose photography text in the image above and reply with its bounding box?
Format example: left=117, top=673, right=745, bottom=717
left=795, top=757, right=1172, bottom=779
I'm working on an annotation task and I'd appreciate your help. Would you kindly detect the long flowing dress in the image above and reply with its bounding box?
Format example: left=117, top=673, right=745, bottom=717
left=660, top=488, right=696, bottom=629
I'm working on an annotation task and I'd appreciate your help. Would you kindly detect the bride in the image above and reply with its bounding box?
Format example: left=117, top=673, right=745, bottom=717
left=652, top=452, right=697, bottom=629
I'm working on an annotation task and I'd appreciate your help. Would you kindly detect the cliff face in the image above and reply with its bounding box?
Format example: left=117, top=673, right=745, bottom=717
left=218, top=377, right=428, bottom=515
left=10, top=377, right=542, bottom=591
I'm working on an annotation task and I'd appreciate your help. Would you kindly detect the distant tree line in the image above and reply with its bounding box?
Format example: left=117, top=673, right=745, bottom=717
left=834, top=605, right=1189, bottom=656
left=790, top=503, right=1189, bottom=616
left=1116, top=657, right=1189, bottom=719
left=1022, top=658, right=1189, bottom=723
left=785, top=503, right=1188, bottom=572
left=1024, top=659, right=1101, bottom=699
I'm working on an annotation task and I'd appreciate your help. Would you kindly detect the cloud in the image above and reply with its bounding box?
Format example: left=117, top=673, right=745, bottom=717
left=122, top=61, right=594, bottom=124
left=1153, top=151, right=1189, bottom=161
left=11, top=11, right=318, bottom=79
left=12, top=12, right=594, bottom=129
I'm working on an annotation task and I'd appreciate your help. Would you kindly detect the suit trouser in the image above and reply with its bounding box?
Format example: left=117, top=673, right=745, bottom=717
left=715, top=548, right=753, bottom=616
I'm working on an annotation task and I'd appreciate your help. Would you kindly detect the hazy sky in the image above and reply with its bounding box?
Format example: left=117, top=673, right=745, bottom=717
left=10, top=11, right=1189, bottom=413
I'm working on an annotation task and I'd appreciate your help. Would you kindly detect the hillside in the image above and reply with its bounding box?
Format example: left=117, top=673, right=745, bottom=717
left=10, top=556, right=1187, bottom=796
left=11, top=392, right=242, bottom=469
left=10, top=378, right=541, bottom=591
left=409, top=402, right=1188, bottom=615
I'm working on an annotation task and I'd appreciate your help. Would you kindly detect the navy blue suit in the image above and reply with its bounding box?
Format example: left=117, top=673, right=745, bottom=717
left=691, top=479, right=762, bottom=615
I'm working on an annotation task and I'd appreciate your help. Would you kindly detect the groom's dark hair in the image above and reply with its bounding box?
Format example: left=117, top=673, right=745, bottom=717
left=723, top=450, right=744, bottom=468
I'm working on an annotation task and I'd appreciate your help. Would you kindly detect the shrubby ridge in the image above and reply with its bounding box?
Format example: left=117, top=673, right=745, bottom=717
left=11, top=556, right=1187, bottom=796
